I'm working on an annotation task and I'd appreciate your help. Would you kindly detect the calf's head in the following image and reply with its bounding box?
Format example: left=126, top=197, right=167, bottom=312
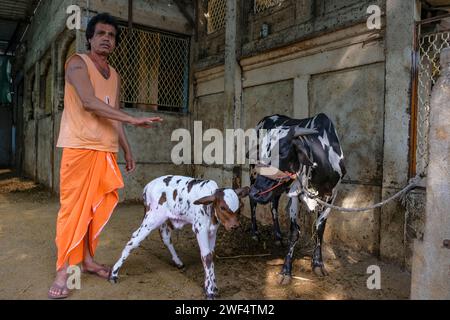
left=194, top=187, right=250, bottom=231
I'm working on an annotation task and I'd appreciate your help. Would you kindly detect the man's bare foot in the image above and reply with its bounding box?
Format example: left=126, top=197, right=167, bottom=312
left=48, top=267, right=70, bottom=299
left=81, top=260, right=111, bottom=279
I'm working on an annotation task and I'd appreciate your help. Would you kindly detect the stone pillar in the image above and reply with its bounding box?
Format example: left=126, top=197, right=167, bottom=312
left=224, top=0, right=243, bottom=187
left=380, top=0, right=419, bottom=265
left=410, top=48, right=450, bottom=300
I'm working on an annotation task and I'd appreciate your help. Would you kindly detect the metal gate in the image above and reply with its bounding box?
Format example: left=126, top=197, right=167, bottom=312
left=411, top=15, right=450, bottom=179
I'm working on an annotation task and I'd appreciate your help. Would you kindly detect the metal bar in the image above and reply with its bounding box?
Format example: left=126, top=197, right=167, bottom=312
left=128, top=0, right=133, bottom=29
left=416, top=12, right=450, bottom=26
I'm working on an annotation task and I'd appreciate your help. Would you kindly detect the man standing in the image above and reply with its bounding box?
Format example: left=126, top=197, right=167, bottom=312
left=48, top=13, right=162, bottom=299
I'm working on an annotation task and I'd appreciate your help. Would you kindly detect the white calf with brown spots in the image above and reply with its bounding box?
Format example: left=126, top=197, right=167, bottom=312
left=110, top=175, right=249, bottom=299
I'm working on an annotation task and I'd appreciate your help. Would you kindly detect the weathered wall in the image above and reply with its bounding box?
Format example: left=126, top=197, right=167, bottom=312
left=23, top=120, right=36, bottom=179
left=0, top=107, right=12, bottom=167
left=36, top=116, right=53, bottom=188
left=310, top=62, right=385, bottom=253
left=116, top=109, right=191, bottom=200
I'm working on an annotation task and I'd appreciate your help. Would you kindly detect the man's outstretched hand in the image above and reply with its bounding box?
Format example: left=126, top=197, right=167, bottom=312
left=129, top=116, right=163, bottom=128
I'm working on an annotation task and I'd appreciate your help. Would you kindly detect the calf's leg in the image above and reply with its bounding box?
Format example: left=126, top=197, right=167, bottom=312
left=196, top=230, right=217, bottom=299
left=159, top=222, right=184, bottom=269
left=110, top=211, right=166, bottom=282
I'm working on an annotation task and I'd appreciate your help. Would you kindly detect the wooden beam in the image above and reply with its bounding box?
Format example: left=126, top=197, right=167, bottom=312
left=5, top=22, right=22, bottom=54
left=173, top=0, right=195, bottom=28
left=0, top=16, right=30, bottom=23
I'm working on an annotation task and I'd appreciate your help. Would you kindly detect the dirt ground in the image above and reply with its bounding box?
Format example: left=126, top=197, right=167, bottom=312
left=0, top=169, right=411, bottom=300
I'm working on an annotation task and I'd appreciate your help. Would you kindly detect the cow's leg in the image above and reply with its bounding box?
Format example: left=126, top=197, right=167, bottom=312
left=207, top=225, right=219, bottom=295
left=312, top=205, right=331, bottom=277
left=271, top=195, right=283, bottom=246
left=249, top=165, right=260, bottom=241
left=159, top=222, right=184, bottom=269
left=250, top=197, right=259, bottom=241
left=279, top=195, right=300, bottom=285
left=110, top=211, right=166, bottom=282
left=196, top=230, right=217, bottom=299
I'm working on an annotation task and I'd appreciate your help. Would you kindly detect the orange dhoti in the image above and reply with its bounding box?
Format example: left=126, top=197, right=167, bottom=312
left=55, top=148, right=124, bottom=270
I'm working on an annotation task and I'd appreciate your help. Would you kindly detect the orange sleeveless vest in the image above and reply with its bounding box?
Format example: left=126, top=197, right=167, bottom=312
left=57, top=53, right=119, bottom=152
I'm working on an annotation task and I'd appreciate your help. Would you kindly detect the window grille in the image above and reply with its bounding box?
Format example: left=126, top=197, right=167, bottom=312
left=206, top=0, right=226, bottom=34
left=415, top=30, right=450, bottom=177
left=109, top=26, right=190, bottom=112
left=254, top=0, right=285, bottom=13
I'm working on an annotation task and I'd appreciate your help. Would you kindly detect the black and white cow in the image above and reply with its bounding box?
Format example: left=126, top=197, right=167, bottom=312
left=110, top=175, right=249, bottom=299
left=248, top=113, right=346, bottom=283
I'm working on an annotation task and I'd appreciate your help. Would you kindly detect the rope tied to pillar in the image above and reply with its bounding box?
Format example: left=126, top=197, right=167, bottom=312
left=298, top=175, right=422, bottom=213
left=257, top=164, right=423, bottom=212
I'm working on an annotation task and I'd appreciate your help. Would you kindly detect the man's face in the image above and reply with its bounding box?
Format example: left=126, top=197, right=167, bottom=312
left=89, top=22, right=116, bottom=55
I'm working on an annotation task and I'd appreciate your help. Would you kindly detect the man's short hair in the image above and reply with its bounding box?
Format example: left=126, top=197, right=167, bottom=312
left=85, top=13, right=120, bottom=50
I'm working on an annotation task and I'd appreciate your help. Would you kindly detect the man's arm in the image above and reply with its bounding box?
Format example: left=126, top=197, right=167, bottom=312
left=66, top=55, right=161, bottom=127
left=115, top=77, right=136, bottom=174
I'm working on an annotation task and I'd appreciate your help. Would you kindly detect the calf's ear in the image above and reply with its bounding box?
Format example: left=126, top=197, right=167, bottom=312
left=234, top=186, right=250, bottom=198
left=193, top=195, right=216, bottom=205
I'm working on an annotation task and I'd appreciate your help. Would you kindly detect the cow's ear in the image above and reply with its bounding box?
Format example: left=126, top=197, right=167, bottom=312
left=292, top=139, right=315, bottom=167
left=234, top=186, right=250, bottom=198
left=193, top=195, right=216, bottom=205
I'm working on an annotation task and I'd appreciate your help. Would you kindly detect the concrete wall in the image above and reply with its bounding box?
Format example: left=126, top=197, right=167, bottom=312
left=116, top=109, right=191, bottom=200
left=0, top=107, right=12, bottom=167
left=36, top=116, right=53, bottom=189
left=23, top=120, right=36, bottom=179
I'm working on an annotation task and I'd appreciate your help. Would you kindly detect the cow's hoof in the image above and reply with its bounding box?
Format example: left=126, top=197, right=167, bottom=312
left=206, top=294, right=216, bottom=300
left=277, top=273, right=292, bottom=285
left=109, top=275, right=119, bottom=284
left=174, top=262, right=185, bottom=269
left=312, top=265, right=329, bottom=277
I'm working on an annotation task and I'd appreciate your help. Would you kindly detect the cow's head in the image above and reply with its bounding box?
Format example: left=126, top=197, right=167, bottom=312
left=194, top=187, right=250, bottom=231
left=249, top=125, right=317, bottom=204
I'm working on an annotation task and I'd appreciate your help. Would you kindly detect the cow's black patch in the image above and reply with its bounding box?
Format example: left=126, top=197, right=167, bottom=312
left=163, top=176, right=173, bottom=186
left=158, top=192, right=167, bottom=205
left=187, top=179, right=203, bottom=193
left=200, top=180, right=209, bottom=187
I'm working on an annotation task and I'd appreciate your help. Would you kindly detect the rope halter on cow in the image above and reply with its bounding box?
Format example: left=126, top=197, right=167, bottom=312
left=254, top=164, right=299, bottom=196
